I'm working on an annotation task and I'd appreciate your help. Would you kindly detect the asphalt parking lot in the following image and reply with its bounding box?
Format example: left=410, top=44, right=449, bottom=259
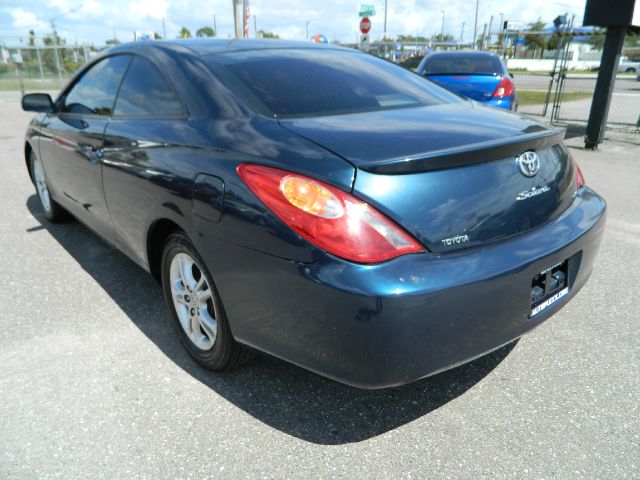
left=0, top=93, right=638, bottom=479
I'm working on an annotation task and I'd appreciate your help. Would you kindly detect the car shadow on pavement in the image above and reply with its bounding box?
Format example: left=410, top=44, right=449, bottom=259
left=27, top=195, right=517, bottom=445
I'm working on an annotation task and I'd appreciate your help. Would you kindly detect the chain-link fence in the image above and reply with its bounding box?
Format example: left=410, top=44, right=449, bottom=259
left=0, top=42, right=105, bottom=95
left=554, top=75, right=640, bottom=132
left=500, top=31, right=640, bottom=135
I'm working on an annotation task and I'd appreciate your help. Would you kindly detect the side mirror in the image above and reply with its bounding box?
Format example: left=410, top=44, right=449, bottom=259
left=21, top=93, right=54, bottom=113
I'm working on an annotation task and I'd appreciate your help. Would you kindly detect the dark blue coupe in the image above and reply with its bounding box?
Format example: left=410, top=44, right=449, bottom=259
left=22, top=40, right=605, bottom=388
left=417, top=51, right=518, bottom=110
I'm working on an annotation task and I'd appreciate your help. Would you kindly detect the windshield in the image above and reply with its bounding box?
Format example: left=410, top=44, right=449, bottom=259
left=204, top=48, right=461, bottom=118
left=421, top=54, right=505, bottom=75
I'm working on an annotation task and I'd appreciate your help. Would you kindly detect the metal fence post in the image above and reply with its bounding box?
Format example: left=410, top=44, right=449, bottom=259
left=53, top=44, right=63, bottom=83
left=35, top=42, right=44, bottom=79
left=15, top=62, right=25, bottom=97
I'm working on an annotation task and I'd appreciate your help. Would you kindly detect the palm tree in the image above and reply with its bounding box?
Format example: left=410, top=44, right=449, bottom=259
left=196, top=26, right=216, bottom=38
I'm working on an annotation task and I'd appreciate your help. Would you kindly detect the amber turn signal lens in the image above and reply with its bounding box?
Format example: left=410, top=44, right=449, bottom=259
left=280, top=176, right=344, bottom=219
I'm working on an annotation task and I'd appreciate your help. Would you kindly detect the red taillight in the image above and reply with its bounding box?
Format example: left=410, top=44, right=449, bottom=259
left=237, top=164, right=425, bottom=263
left=574, top=159, right=585, bottom=189
left=492, top=76, right=514, bottom=98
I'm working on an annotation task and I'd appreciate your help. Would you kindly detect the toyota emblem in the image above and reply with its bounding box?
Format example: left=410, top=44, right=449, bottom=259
left=517, top=151, right=540, bottom=177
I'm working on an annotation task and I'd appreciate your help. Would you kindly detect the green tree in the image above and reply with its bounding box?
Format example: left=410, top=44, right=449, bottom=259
left=589, top=27, right=606, bottom=50
left=105, top=38, right=121, bottom=46
left=546, top=33, right=562, bottom=52
left=41, top=27, right=69, bottom=74
left=430, top=33, right=455, bottom=43
left=475, top=32, right=489, bottom=49
left=178, top=27, right=192, bottom=38
left=154, top=32, right=163, bottom=40
left=196, top=26, right=215, bottom=37
left=258, top=30, right=279, bottom=39
left=524, top=18, right=547, bottom=58
left=624, top=32, right=639, bottom=48
left=397, top=34, right=429, bottom=43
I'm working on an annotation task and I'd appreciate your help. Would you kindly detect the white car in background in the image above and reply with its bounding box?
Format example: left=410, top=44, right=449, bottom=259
left=618, top=57, right=639, bottom=73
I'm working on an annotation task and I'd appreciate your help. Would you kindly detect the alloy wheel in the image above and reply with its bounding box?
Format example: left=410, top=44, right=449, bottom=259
left=169, top=252, right=217, bottom=350
left=32, top=157, right=51, bottom=213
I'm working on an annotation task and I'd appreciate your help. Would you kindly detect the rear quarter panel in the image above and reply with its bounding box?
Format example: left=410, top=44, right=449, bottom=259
left=101, top=116, right=355, bottom=269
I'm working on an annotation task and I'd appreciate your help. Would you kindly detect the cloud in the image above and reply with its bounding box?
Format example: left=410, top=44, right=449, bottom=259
left=48, top=0, right=71, bottom=11
left=0, top=0, right=587, bottom=44
left=7, top=7, right=40, bottom=28
left=130, top=0, right=170, bottom=21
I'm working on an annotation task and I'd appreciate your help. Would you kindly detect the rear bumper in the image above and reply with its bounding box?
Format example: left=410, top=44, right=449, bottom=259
left=213, top=187, right=606, bottom=389
left=485, top=95, right=516, bottom=110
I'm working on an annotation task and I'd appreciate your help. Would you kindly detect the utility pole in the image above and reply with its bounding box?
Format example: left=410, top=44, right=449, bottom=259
left=472, top=0, right=479, bottom=50
left=34, top=36, right=44, bottom=79
left=487, top=15, right=493, bottom=49
left=440, top=11, right=445, bottom=40
left=480, top=23, right=487, bottom=50
left=383, top=0, right=388, bottom=41
left=253, top=15, right=257, bottom=38
left=50, top=20, right=63, bottom=83
left=213, top=15, right=217, bottom=36
left=162, top=18, right=166, bottom=39
left=460, top=22, right=465, bottom=43
left=233, top=0, right=243, bottom=39
left=306, top=21, right=310, bottom=40
left=383, top=0, right=388, bottom=57
left=498, top=13, right=504, bottom=53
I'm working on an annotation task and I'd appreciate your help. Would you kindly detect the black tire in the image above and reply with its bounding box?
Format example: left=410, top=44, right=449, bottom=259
left=29, top=152, right=67, bottom=222
left=161, top=231, right=252, bottom=371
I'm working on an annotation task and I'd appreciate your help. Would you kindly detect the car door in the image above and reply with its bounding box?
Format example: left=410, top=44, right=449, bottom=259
left=101, top=55, right=189, bottom=265
left=39, top=54, right=131, bottom=242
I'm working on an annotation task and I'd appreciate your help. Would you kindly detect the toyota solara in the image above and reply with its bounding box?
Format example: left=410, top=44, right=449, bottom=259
left=22, top=40, right=606, bottom=388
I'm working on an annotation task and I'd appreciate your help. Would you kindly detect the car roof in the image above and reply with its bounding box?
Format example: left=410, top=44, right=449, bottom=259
left=108, top=38, right=350, bottom=57
left=427, top=50, right=499, bottom=58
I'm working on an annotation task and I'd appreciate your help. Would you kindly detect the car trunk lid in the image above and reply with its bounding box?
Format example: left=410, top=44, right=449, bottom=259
left=279, top=103, right=577, bottom=254
left=426, top=74, right=504, bottom=102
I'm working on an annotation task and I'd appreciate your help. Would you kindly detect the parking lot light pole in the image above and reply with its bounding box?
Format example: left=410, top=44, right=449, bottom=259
left=440, top=11, right=445, bottom=39
left=233, top=0, right=243, bottom=38
left=487, top=15, right=493, bottom=49
left=472, top=0, right=479, bottom=50
left=383, top=0, right=388, bottom=56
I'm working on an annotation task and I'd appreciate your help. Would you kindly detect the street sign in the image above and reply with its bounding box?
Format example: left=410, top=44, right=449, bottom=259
left=360, top=17, right=371, bottom=34
left=359, top=33, right=370, bottom=52
left=359, top=4, right=375, bottom=17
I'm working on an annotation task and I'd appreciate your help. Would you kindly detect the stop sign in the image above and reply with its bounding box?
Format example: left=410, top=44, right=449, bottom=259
left=360, top=17, right=371, bottom=34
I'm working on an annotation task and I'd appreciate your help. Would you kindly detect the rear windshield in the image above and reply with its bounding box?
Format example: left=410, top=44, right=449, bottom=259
left=421, top=54, right=505, bottom=75
left=203, top=48, right=460, bottom=118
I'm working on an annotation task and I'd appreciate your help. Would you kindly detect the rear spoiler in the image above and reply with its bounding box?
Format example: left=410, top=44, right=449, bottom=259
left=358, top=127, right=565, bottom=174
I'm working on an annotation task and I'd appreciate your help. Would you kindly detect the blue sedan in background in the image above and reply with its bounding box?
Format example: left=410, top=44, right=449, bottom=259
left=21, top=40, right=603, bottom=388
left=417, top=51, right=518, bottom=110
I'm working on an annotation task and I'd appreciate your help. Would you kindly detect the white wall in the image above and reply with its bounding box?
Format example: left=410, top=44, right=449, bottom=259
left=506, top=58, right=600, bottom=71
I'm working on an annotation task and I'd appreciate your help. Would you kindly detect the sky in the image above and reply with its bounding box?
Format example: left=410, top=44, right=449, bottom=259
left=1, top=0, right=587, bottom=46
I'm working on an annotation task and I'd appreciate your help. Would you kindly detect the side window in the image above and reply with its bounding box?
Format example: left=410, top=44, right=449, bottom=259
left=62, top=55, right=130, bottom=115
left=114, top=57, right=184, bottom=117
